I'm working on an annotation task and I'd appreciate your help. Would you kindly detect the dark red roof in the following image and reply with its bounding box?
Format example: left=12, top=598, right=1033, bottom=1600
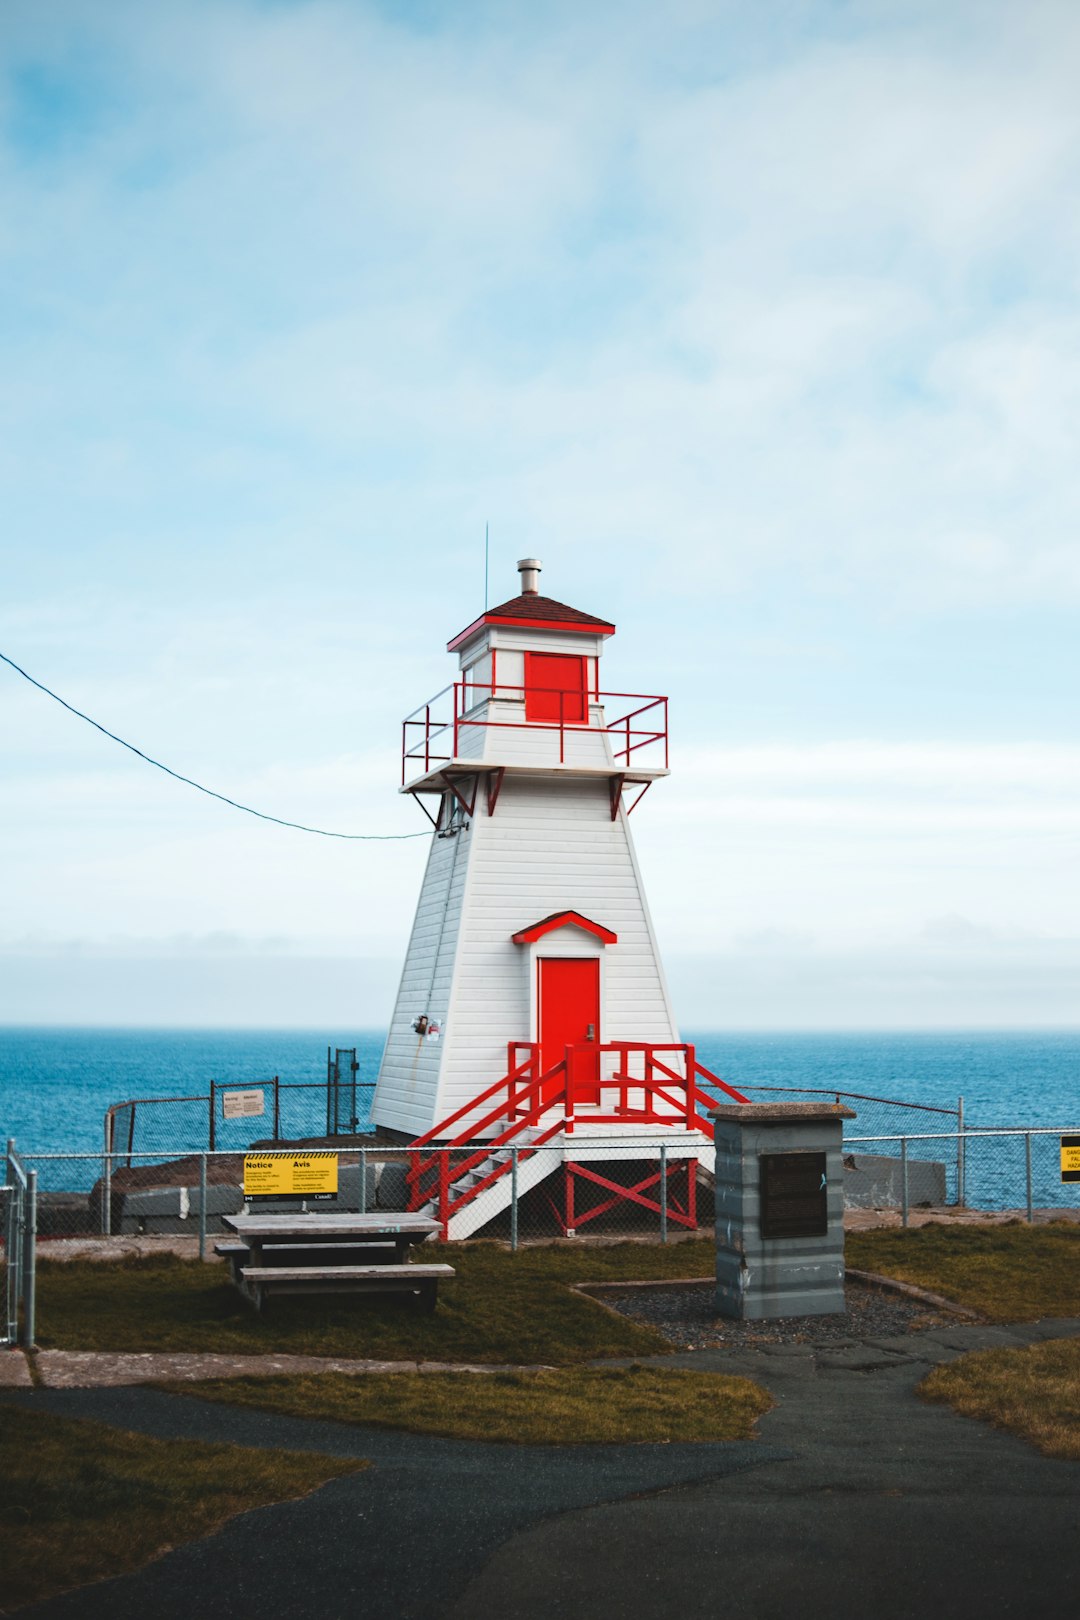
left=486, top=593, right=613, bottom=628
left=448, top=593, right=615, bottom=651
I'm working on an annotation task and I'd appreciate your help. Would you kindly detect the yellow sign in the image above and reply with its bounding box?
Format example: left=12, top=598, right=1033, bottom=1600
left=1061, top=1137, right=1080, bottom=1184
left=243, top=1153, right=338, bottom=1201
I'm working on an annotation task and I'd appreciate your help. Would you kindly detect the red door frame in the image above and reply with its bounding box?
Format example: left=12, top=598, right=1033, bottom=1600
left=536, top=956, right=601, bottom=1104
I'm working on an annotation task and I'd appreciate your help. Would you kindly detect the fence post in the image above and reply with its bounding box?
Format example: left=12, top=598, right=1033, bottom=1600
left=439, top=1150, right=450, bottom=1241
left=2, top=1146, right=12, bottom=1343
left=103, top=1148, right=112, bottom=1238
left=209, top=1080, right=216, bottom=1153
left=957, top=1097, right=965, bottom=1206
left=198, top=1153, right=207, bottom=1262
left=359, top=1148, right=367, bottom=1215
left=1025, top=1133, right=1033, bottom=1224
left=23, top=1169, right=36, bottom=1349
left=659, top=1145, right=668, bottom=1243
left=511, top=1148, right=519, bottom=1252
left=273, top=1076, right=281, bottom=1141
left=901, top=1139, right=909, bottom=1229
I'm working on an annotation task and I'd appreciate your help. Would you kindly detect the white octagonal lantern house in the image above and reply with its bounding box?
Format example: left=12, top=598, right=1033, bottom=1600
left=371, top=559, right=746, bottom=1236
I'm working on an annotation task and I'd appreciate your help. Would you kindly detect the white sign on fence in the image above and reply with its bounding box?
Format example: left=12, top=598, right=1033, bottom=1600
left=221, top=1088, right=265, bottom=1120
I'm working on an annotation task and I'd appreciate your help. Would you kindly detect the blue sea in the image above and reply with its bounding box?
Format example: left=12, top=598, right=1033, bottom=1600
left=1, top=1027, right=1077, bottom=1204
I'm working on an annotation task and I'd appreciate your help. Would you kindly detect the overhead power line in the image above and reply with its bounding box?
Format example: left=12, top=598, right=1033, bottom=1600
left=0, top=649, right=427, bottom=841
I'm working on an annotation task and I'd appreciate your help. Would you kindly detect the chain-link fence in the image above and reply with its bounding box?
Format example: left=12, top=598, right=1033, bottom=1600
left=727, top=1083, right=965, bottom=1201
left=15, top=1124, right=1079, bottom=1251
left=847, top=1129, right=1080, bottom=1225
left=103, top=1080, right=377, bottom=1170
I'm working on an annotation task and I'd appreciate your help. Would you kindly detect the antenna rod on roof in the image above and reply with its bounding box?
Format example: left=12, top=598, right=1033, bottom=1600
left=484, top=521, right=489, bottom=609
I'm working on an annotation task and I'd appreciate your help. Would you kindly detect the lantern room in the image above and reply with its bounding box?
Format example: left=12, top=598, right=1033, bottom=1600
left=401, top=557, right=668, bottom=816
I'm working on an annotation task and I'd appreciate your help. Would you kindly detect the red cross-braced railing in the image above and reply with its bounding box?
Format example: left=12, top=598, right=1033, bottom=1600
left=406, top=1042, right=747, bottom=1237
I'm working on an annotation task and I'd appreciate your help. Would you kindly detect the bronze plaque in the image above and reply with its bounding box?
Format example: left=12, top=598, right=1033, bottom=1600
left=759, top=1152, right=828, bottom=1239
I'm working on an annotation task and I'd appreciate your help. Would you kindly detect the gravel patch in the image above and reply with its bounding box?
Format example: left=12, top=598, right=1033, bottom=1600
left=602, top=1281, right=952, bottom=1350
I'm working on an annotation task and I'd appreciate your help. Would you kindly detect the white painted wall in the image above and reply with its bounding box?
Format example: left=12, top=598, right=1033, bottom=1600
left=372, top=773, right=679, bottom=1138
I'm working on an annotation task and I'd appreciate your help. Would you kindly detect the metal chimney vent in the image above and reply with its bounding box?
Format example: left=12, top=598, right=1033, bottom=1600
left=517, top=558, right=542, bottom=594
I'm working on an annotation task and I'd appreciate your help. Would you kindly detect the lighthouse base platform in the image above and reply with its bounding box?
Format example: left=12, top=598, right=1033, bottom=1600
left=408, top=1127, right=716, bottom=1241
left=400, top=1041, right=748, bottom=1239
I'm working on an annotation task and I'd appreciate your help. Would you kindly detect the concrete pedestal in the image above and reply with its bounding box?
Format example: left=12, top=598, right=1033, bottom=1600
left=712, top=1102, right=855, bottom=1320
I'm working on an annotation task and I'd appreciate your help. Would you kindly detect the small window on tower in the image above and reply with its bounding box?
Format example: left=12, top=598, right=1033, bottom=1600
left=439, top=791, right=469, bottom=835
left=525, top=652, right=586, bottom=724
left=462, top=654, right=491, bottom=709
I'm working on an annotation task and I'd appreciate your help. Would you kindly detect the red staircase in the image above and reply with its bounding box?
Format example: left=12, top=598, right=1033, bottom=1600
left=407, top=1043, right=747, bottom=1238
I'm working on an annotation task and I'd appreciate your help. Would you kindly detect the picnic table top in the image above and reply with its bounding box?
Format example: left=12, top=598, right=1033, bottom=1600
left=223, top=1212, right=441, bottom=1239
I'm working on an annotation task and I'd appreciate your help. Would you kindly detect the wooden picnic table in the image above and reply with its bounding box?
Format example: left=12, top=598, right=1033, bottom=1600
left=217, top=1211, right=452, bottom=1312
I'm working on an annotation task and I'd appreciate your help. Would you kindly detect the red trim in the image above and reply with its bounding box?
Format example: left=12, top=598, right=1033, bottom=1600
left=512, top=910, right=617, bottom=945
left=446, top=775, right=478, bottom=819
left=448, top=613, right=616, bottom=652
left=558, top=1160, right=700, bottom=1234
left=485, top=767, right=505, bottom=816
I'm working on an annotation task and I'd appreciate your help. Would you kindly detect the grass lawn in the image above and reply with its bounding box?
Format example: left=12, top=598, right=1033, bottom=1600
left=163, top=1364, right=772, bottom=1444
left=846, top=1221, right=1080, bottom=1322
left=35, top=1240, right=720, bottom=1363
left=921, top=1337, right=1080, bottom=1461
left=0, top=1403, right=364, bottom=1612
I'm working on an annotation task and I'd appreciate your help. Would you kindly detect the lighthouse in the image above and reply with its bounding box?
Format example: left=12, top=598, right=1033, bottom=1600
left=371, top=559, right=744, bottom=1236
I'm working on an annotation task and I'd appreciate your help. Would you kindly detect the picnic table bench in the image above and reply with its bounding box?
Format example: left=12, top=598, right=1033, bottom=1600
left=216, top=1212, right=452, bottom=1313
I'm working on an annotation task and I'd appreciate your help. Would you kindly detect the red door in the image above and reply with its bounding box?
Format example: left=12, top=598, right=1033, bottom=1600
left=525, top=653, right=586, bottom=724
left=537, top=957, right=600, bottom=1104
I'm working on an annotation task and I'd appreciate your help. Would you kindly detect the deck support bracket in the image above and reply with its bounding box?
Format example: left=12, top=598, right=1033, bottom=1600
left=485, top=767, right=506, bottom=817
left=447, top=774, right=479, bottom=819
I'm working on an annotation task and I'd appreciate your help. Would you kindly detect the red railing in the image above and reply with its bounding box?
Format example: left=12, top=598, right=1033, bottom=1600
left=401, top=681, right=668, bottom=784
left=405, top=1042, right=747, bottom=1236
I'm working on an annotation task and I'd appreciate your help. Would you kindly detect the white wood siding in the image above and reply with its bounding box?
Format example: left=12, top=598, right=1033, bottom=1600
left=371, top=820, right=472, bottom=1136
left=373, top=773, right=679, bottom=1138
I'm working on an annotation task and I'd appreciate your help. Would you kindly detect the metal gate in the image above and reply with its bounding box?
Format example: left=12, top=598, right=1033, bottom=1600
left=326, top=1048, right=360, bottom=1135
left=2, top=1139, right=36, bottom=1348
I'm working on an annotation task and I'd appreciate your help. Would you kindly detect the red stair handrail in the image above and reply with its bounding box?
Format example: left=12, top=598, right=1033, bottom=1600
left=405, top=1043, right=749, bottom=1235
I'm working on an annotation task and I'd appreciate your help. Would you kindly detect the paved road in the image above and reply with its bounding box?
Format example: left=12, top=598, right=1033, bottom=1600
left=458, top=1317, right=1080, bottom=1620
left=7, top=1385, right=785, bottom=1620
left=9, top=1316, right=1080, bottom=1620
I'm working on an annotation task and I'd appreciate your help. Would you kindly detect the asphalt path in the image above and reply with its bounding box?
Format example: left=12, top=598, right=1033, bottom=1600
left=5, top=1384, right=787, bottom=1620
left=454, top=1318, right=1080, bottom=1620
left=8, top=1315, right=1080, bottom=1620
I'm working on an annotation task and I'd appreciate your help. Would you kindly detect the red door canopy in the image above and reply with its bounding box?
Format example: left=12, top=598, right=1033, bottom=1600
left=525, top=652, right=586, bottom=724
left=537, top=956, right=600, bottom=1104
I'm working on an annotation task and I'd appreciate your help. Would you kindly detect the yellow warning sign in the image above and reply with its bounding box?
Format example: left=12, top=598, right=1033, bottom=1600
left=1061, top=1137, right=1080, bottom=1184
left=243, top=1153, right=338, bottom=1200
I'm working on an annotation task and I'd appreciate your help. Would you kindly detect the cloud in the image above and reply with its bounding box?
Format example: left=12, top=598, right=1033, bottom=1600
left=4, top=0, right=1080, bottom=614
left=2, top=2, right=1079, bottom=1026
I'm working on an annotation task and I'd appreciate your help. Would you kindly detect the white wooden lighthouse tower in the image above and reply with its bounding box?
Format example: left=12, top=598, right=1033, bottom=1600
left=371, top=560, right=744, bottom=1236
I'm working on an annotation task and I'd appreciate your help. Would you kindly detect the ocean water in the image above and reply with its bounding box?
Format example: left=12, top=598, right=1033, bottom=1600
left=689, top=1029, right=1080, bottom=1131
left=1, top=1026, right=1077, bottom=1204
left=0, top=1027, right=387, bottom=1160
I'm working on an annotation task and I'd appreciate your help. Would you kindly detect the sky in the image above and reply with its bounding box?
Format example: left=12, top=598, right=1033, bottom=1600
left=1, top=0, right=1078, bottom=1030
